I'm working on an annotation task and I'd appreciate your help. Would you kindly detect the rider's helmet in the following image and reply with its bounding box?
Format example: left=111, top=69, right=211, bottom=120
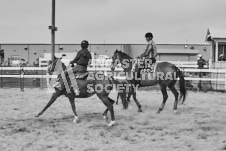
left=145, top=32, right=153, bottom=38
left=81, top=40, right=89, bottom=48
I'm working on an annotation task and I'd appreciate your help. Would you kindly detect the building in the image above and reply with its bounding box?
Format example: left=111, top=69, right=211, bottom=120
left=206, top=28, right=226, bottom=68
left=0, top=43, right=210, bottom=66
left=124, top=44, right=210, bottom=61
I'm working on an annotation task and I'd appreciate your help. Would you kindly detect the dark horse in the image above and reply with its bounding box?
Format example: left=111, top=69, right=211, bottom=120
left=111, top=50, right=186, bottom=114
left=35, top=57, right=126, bottom=126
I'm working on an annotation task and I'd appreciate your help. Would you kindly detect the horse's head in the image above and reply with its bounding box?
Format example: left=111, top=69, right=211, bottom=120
left=47, top=56, right=66, bottom=75
left=111, top=49, right=132, bottom=71
left=111, top=49, right=120, bottom=71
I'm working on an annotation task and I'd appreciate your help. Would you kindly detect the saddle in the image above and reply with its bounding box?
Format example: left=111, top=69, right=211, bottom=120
left=74, top=71, right=89, bottom=79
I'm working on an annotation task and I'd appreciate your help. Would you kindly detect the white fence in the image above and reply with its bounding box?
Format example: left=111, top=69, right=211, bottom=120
left=0, top=64, right=226, bottom=91
left=39, top=59, right=208, bottom=69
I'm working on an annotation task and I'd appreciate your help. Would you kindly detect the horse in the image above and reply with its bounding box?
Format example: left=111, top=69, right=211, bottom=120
left=111, top=50, right=187, bottom=114
left=35, top=57, right=127, bottom=126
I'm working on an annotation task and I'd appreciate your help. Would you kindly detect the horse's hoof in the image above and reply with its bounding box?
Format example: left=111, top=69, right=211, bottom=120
left=103, top=116, right=108, bottom=121
left=138, top=109, right=143, bottom=112
left=107, top=121, right=115, bottom=127
left=73, top=118, right=80, bottom=123
left=35, top=114, right=40, bottom=117
left=156, top=111, right=161, bottom=114
left=73, top=116, right=80, bottom=123
left=174, top=110, right=178, bottom=114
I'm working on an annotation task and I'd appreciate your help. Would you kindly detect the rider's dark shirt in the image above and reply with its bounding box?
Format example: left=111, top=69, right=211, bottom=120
left=197, top=58, right=206, bottom=69
left=70, top=48, right=92, bottom=66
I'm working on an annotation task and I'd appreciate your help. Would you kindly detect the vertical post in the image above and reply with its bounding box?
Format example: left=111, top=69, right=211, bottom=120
left=215, top=41, right=218, bottom=62
left=20, top=66, right=24, bottom=91
left=209, top=42, right=213, bottom=69
left=20, top=67, right=24, bottom=92
left=51, top=0, right=56, bottom=61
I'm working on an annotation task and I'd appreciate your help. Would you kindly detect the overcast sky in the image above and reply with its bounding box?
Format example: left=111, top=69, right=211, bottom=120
left=0, top=0, right=225, bottom=44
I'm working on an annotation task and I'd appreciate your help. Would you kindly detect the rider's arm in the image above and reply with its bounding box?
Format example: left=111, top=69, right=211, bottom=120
left=87, top=52, right=92, bottom=65
left=70, top=51, right=81, bottom=64
left=140, top=44, right=151, bottom=58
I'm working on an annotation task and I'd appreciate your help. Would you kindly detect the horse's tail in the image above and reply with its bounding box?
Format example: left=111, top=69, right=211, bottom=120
left=176, top=67, right=187, bottom=104
left=109, top=76, right=128, bottom=109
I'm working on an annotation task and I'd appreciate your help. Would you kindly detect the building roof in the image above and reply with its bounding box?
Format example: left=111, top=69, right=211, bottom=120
left=206, top=28, right=226, bottom=41
left=158, top=49, right=199, bottom=54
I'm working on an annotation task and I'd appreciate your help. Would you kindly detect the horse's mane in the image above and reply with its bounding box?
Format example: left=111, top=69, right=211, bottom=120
left=52, top=57, right=67, bottom=71
left=116, top=50, right=132, bottom=59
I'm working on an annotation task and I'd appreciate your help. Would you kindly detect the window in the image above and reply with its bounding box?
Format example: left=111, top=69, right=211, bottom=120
left=218, top=45, right=226, bottom=61
left=213, top=44, right=226, bottom=61
left=11, top=55, right=20, bottom=61
left=11, top=55, right=20, bottom=65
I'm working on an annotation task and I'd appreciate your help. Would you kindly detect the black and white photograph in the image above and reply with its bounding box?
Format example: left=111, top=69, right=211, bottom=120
left=0, top=0, right=226, bottom=150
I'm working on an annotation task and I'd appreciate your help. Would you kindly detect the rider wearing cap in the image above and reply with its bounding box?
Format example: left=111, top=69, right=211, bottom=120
left=70, top=40, right=92, bottom=73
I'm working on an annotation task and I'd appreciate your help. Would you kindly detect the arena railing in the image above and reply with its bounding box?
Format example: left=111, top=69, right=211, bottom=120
left=0, top=64, right=226, bottom=91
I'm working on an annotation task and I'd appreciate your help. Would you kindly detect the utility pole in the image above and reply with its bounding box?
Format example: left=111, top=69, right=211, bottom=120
left=49, top=0, right=57, bottom=61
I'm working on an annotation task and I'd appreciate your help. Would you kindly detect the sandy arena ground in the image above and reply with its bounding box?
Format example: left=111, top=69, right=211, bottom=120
left=0, top=88, right=226, bottom=151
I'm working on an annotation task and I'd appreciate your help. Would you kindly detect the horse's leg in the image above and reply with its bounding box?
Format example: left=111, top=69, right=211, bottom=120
left=157, top=86, right=168, bottom=114
left=35, top=89, right=63, bottom=117
left=103, top=108, right=109, bottom=121
left=107, top=97, right=116, bottom=126
left=131, top=87, right=142, bottom=112
left=101, top=99, right=115, bottom=122
left=68, top=97, right=80, bottom=123
left=127, top=86, right=132, bottom=102
left=116, top=92, right=120, bottom=105
left=97, top=94, right=115, bottom=127
left=168, top=85, right=179, bottom=114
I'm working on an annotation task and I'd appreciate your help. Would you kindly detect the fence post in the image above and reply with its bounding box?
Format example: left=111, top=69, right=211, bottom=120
left=20, top=66, right=24, bottom=92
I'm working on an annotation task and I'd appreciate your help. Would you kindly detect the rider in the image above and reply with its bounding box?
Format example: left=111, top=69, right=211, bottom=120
left=140, top=32, right=157, bottom=63
left=69, top=40, right=92, bottom=73
left=63, top=40, right=92, bottom=96
left=132, top=32, right=158, bottom=73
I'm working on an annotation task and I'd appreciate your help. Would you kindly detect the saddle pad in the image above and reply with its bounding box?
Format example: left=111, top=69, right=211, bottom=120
left=54, top=70, right=89, bottom=97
